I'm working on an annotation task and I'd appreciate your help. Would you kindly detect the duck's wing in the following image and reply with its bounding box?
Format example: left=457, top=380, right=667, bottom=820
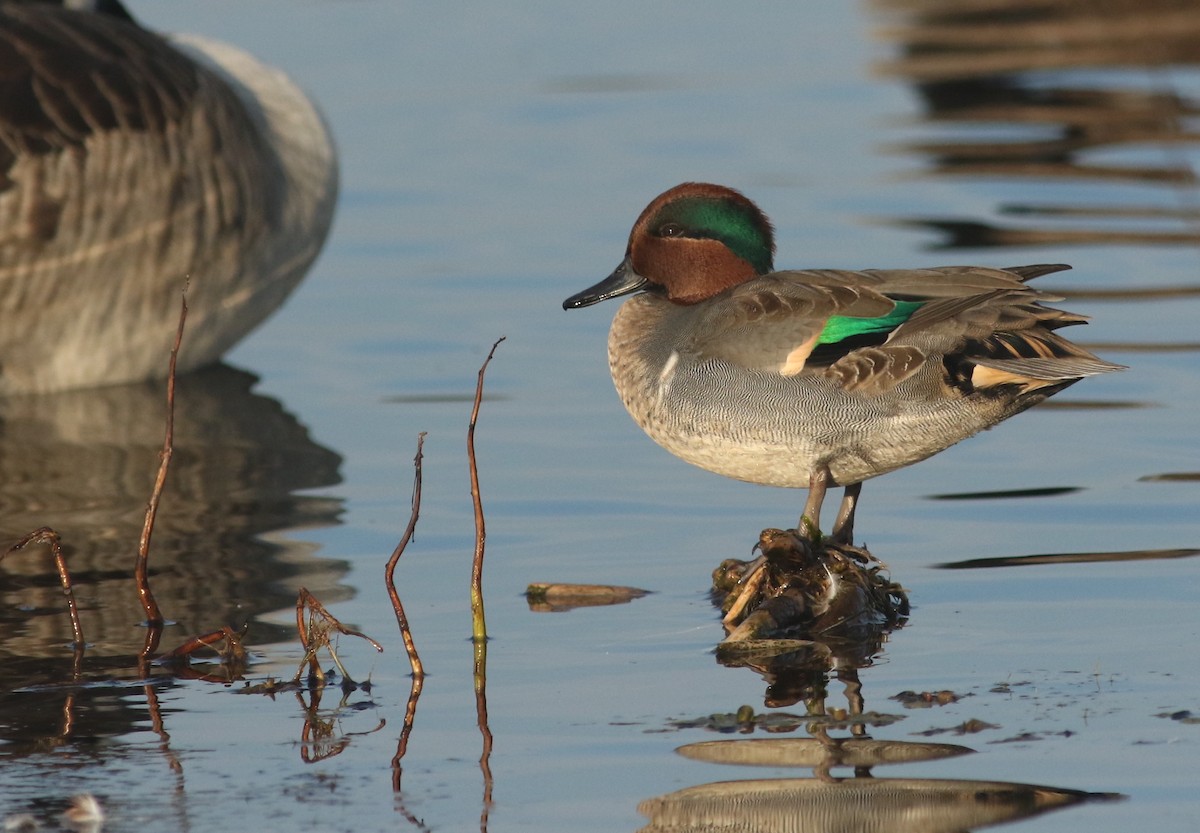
left=829, top=264, right=1124, bottom=394
left=683, top=270, right=901, bottom=376
left=686, top=264, right=1122, bottom=393
left=858, top=263, right=1070, bottom=297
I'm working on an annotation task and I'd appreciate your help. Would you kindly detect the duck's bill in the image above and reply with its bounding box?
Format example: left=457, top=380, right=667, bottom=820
left=563, top=258, right=648, bottom=309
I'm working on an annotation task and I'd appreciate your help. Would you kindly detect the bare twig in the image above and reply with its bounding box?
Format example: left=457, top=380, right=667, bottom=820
left=296, top=587, right=322, bottom=681
left=385, top=433, right=428, bottom=793
left=135, top=287, right=189, bottom=631
left=386, top=433, right=426, bottom=679
left=2, top=527, right=84, bottom=649
left=463, top=338, right=503, bottom=827
left=468, top=337, right=504, bottom=643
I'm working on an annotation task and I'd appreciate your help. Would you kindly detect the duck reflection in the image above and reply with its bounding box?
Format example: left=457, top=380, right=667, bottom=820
left=872, top=0, right=1200, bottom=250
left=685, top=543, right=1122, bottom=831
left=646, top=671, right=1121, bottom=833
left=639, top=773, right=1119, bottom=833
left=0, top=364, right=347, bottom=658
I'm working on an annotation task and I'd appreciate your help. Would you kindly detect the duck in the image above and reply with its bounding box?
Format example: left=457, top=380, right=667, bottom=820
left=0, top=0, right=338, bottom=394
left=564, top=182, right=1123, bottom=543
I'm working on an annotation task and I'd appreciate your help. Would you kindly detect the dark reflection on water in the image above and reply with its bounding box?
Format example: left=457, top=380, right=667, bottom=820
left=873, top=0, right=1200, bottom=255
left=929, top=485, right=1081, bottom=500
left=0, top=365, right=347, bottom=658
left=0, top=655, right=166, bottom=756
left=937, top=547, right=1200, bottom=569
left=717, top=633, right=897, bottom=711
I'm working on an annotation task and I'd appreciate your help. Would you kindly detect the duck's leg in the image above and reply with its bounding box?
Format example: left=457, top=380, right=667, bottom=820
left=830, top=482, right=862, bottom=544
left=800, top=466, right=831, bottom=536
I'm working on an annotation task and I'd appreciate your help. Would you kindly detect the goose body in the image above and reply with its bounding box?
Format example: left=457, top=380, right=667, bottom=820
left=0, top=1, right=337, bottom=393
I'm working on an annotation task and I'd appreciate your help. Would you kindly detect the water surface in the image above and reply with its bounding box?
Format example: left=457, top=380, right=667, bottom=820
left=0, top=1, right=1197, bottom=831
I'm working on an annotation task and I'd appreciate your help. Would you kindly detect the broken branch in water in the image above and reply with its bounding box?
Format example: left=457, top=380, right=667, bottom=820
left=385, top=433, right=426, bottom=680
left=295, top=587, right=383, bottom=687
left=162, top=625, right=249, bottom=666
left=1, top=527, right=85, bottom=649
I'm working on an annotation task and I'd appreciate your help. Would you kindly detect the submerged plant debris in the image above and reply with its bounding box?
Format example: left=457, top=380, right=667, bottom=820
left=667, top=705, right=905, bottom=734
left=714, top=528, right=909, bottom=646
left=891, top=689, right=966, bottom=708
left=525, top=582, right=650, bottom=611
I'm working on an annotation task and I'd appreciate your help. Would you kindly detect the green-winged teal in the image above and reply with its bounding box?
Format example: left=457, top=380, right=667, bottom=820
left=564, top=182, right=1123, bottom=541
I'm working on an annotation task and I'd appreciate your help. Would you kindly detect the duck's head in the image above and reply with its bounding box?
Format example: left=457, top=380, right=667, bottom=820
left=564, top=182, right=775, bottom=309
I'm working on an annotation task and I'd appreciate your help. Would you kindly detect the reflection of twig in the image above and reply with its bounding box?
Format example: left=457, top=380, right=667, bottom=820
left=468, top=337, right=505, bottom=643
left=2, top=527, right=85, bottom=650
left=386, top=433, right=426, bottom=679
left=295, top=587, right=384, bottom=684
left=475, top=638, right=493, bottom=832
left=140, top=666, right=184, bottom=775
left=297, top=687, right=349, bottom=763
left=296, top=685, right=387, bottom=765
left=391, top=674, right=425, bottom=796
left=394, top=787, right=432, bottom=833
left=136, top=286, right=189, bottom=635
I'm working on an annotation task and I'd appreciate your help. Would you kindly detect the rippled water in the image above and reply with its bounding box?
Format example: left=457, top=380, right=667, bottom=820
left=1, top=1, right=1197, bottom=831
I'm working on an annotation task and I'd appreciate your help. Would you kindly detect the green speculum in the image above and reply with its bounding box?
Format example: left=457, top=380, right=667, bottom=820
left=817, top=300, right=923, bottom=345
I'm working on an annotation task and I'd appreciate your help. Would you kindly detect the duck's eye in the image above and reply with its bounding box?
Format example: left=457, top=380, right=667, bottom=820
left=658, top=223, right=684, bottom=238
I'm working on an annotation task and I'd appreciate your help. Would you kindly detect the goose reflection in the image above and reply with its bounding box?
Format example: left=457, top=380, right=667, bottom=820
left=872, top=0, right=1200, bottom=251
left=0, top=365, right=347, bottom=658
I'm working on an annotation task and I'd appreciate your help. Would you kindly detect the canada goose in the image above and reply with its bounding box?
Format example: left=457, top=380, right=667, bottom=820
left=0, top=0, right=338, bottom=393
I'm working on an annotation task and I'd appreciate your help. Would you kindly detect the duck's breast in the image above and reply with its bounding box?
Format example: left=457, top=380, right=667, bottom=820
left=608, top=295, right=1047, bottom=487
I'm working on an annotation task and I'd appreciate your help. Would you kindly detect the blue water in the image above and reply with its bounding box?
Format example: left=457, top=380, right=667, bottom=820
left=0, top=1, right=1196, bottom=831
